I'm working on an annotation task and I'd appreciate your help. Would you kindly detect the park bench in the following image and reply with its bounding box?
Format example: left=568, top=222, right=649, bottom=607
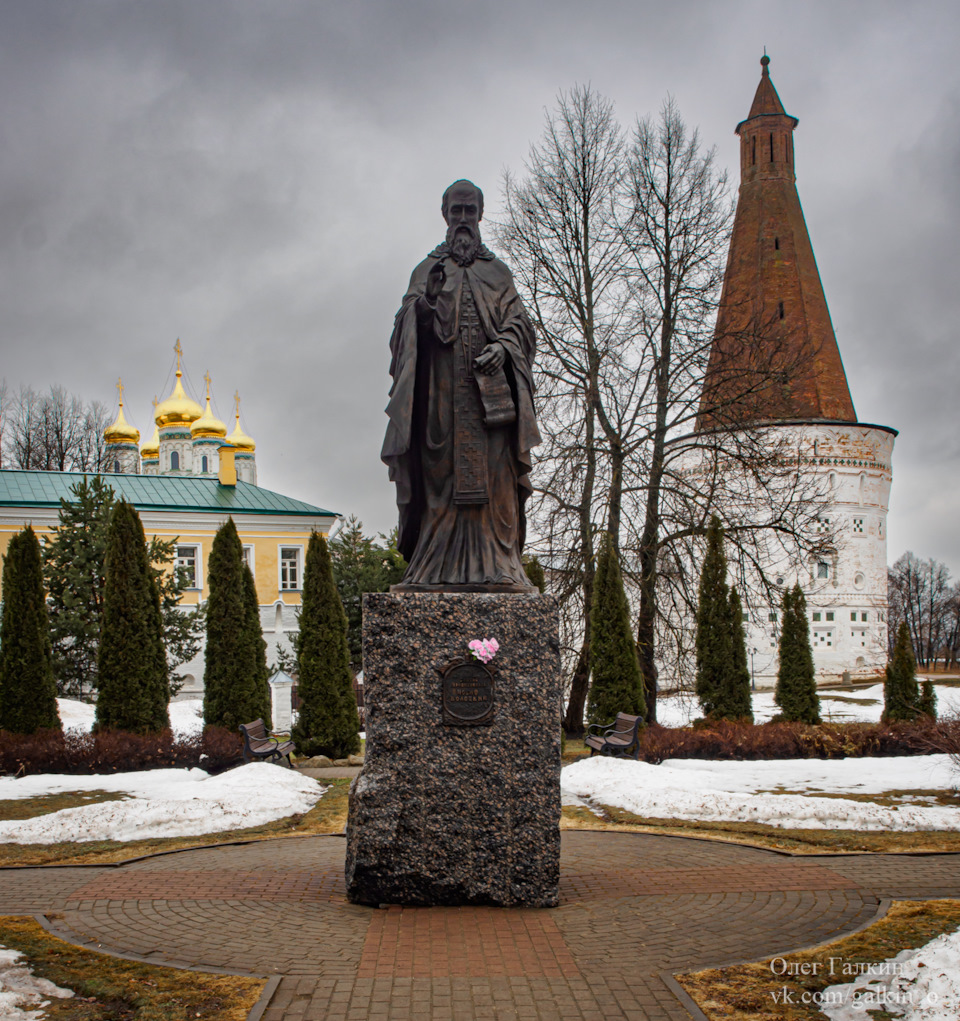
left=239, top=719, right=295, bottom=767
left=584, top=713, right=643, bottom=760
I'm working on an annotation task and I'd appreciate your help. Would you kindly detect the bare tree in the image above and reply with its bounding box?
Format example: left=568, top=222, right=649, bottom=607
left=2, top=384, right=109, bottom=473
left=888, top=552, right=957, bottom=667
left=496, top=88, right=833, bottom=732
left=496, top=85, right=633, bottom=734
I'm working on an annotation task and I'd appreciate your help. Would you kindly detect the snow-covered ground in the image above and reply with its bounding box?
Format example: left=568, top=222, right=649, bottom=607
left=57, top=697, right=204, bottom=737
left=0, top=946, right=74, bottom=1020
left=821, top=927, right=960, bottom=1021
left=0, top=763, right=324, bottom=843
left=561, top=754, right=960, bottom=831
left=656, top=680, right=960, bottom=727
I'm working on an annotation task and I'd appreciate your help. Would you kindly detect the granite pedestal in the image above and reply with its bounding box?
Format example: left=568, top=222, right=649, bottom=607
left=345, top=592, right=561, bottom=907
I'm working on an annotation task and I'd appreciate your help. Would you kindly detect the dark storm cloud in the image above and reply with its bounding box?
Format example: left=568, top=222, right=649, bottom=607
left=1, top=0, right=959, bottom=570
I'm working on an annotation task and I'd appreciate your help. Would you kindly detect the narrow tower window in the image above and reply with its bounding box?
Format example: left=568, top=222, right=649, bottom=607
left=774, top=237, right=780, bottom=250
left=751, top=135, right=756, bottom=165
left=769, top=132, right=774, bottom=162
left=201, top=455, right=208, bottom=473
left=778, top=301, right=785, bottom=319
left=170, top=450, right=180, bottom=471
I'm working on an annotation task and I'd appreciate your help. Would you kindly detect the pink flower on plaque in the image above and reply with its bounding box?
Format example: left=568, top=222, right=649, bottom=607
left=468, top=638, right=500, bottom=664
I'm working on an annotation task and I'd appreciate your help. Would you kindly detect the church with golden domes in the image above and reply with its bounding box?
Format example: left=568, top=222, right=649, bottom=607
left=1, top=340, right=337, bottom=695
left=103, top=340, right=258, bottom=484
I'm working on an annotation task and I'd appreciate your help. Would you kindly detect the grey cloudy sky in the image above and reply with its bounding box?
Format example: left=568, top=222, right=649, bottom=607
left=1, top=0, right=958, bottom=572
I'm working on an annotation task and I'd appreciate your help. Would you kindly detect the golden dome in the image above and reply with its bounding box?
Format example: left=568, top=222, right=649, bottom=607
left=155, top=341, right=202, bottom=427
left=191, top=373, right=228, bottom=439
left=103, top=379, right=140, bottom=445
left=141, top=401, right=160, bottom=460
left=227, top=390, right=256, bottom=452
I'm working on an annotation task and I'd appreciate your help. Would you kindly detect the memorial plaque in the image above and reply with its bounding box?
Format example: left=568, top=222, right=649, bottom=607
left=440, top=659, right=495, bottom=725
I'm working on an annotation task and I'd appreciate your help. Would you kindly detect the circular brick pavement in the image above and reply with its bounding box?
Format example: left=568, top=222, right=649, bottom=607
left=1, top=831, right=959, bottom=1020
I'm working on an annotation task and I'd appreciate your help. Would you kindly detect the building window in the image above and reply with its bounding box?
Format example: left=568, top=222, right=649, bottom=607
left=176, top=545, right=199, bottom=589
left=813, top=631, right=833, bottom=647
left=112, top=459, right=121, bottom=473
left=879, top=520, right=884, bottom=538
left=850, top=611, right=858, bottom=622
left=853, top=517, right=864, bottom=533
left=878, top=611, right=886, bottom=622
left=826, top=611, right=834, bottom=621
left=742, top=612, right=749, bottom=622
left=774, top=237, right=780, bottom=251
left=171, top=450, right=180, bottom=471
left=817, top=561, right=830, bottom=579
left=812, top=612, right=822, bottom=622
left=201, top=454, right=209, bottom=473
left=242, top=545, right=255, bottom=573
left=861, top=612, right=868, bottom=622
left=768, top=611, right=777, bottom=622
left=815, top=517, right=830, bottom=533
left=778, top=300, right=785, bottom=319
left=279, top=547, right=301, bottom=590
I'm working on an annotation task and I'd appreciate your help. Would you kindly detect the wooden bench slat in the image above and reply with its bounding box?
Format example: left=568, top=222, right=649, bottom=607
left=584, top=713, right=643, bottom=760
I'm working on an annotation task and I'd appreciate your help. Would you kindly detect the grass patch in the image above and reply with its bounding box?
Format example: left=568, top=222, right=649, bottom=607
left=753, top=787, right=960, bottom=808
left=0, top=915, right=264, bottom=1020
left=818, top=694, right=880, bottom=706
left=676, top=899, right=960, bottom=1020
left=562, top=738, right=588, bottom=765
left=560, top=803, right=960, bottom=853
left=0, top=791, right=130, bottom=821
left=0, top=778, right=352, bottom=867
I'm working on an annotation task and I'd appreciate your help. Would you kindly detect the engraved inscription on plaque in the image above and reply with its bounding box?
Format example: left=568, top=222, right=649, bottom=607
left=440, top=660, right=495, bottom=726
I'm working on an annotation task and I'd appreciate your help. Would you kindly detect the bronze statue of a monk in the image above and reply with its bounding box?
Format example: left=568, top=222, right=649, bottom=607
left=381, top=179, right=541, bottom=591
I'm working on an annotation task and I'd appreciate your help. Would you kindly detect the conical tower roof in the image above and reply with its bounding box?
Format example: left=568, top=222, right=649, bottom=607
left=697, top=56, right=856, bottom=430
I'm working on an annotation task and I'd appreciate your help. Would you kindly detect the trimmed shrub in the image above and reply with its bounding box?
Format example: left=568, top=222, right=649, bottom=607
left=695, top=516, right=751, bottom=721
left=292, top=531, right=360, bottom=759
left=586, top=533, right=645, bottom=725
left=203, top=518, right=271, bottom=731
left=0, top=726, right=243, bottom=777
left=918, top=680, right=938, bottom=719
left=883, top=620, right=921, bottom=723
left=774, top=585, right=820, bottom=724
left=635, top=717, right=953, bottom=763
left=95, top=502, right=170, bottom=734
left=0, top=526, right=61, bottom=734
left=726, top=587, right=754, bottom=721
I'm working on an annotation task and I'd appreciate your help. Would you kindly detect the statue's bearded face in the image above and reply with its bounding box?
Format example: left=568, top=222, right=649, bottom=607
left=444, top=186, right=482, bottom=266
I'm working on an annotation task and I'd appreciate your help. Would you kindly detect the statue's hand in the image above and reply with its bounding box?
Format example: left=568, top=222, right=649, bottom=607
left=475, top=342, right=506, bottom=375
left=424, top=259, right=446, bottom=303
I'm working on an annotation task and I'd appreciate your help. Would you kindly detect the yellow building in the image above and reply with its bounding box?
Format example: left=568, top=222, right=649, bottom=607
left=1, top=346, right=339, bottom=692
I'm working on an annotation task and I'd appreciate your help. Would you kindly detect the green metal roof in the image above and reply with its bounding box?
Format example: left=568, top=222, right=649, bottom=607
left=0, top=470, right=338, bottom=518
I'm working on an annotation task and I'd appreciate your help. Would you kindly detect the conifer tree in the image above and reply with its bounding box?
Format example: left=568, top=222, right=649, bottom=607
left=203, top=518, right=272, bottom=731
left=523, top=555, right=547, bottom=594
left=242, top=561, right=272, bottom=727
left=292, top=531, right=360, bottom=758
left=586, top=533, right=645, bottom=724
left=883, top=620, right=921, bottom=723
left=43, top=476, right=115, bottom=697
left=918, top=680, right=937, bottom=719
left=95, top=502, right=170, bottom=733
left=695, top=516, right=731, bottom=718
left=726, top=587, right=754, bottom=721
left=0, top=527, right=61, bottom=733
left=774, top=585, right=820, bottom=723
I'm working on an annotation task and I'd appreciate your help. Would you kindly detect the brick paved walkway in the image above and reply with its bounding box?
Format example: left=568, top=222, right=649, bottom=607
left=1, top=831, right=959, bottom=1019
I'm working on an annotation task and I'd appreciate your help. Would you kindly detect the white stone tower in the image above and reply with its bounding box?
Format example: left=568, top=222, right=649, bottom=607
left=696, top=57, right=897, bottom=684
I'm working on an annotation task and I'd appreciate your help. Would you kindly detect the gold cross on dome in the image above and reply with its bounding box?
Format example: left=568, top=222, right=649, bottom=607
left=234, top=390, right=241, bottom=419
left=204, top=371, right=212, bottom=398
left=174, top=338, right=183, bottom=370
left=116, top=377, right=124, bottom=406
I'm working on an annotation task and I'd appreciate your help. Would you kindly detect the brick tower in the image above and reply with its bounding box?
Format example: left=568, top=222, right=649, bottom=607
left=693, top=57, right=897, bottom=685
